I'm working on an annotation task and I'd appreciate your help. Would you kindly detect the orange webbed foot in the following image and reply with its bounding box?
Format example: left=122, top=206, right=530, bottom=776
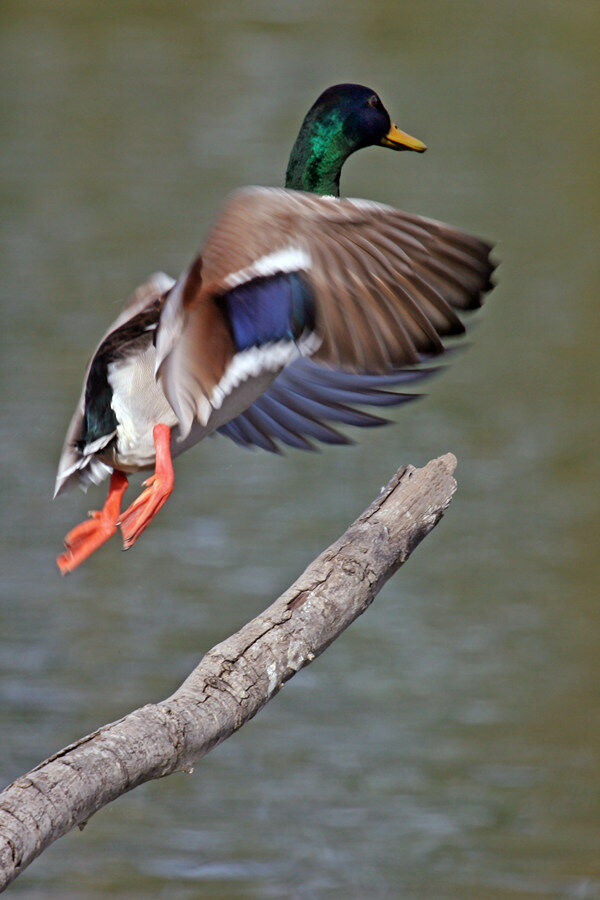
left=57, top=510, right=118, bottom=575
left=118, top=424, right=174, bottom=551
left=57, top=470, right=128, bottom=574
left=118, top=472, right=174, bottom=549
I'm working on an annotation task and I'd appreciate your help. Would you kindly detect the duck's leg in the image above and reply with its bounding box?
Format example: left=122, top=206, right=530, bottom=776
left=118, top=424, right=174, bottom=550
left=57, top=469, right=129, bottom=575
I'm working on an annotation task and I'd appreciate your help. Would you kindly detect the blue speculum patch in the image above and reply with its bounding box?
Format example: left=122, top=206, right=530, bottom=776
left=224, top=272, right=315, bottom=351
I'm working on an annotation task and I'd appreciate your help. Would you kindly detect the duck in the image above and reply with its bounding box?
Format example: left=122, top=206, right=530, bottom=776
left=55, top=83, right=495, bottom=574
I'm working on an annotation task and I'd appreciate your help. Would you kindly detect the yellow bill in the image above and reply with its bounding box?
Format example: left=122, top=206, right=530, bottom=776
left=381, top=124, right=427, bottom=152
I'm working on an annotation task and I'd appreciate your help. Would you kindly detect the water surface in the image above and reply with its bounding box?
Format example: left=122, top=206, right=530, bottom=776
left=1, top=1, right=599, bottom=896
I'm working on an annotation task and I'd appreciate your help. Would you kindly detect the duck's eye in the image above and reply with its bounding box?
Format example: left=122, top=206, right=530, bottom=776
left=367, top=95, right=379, bottom=109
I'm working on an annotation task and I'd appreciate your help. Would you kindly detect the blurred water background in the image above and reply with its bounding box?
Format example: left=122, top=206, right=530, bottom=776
left=1, top=1, right=599, bottom=896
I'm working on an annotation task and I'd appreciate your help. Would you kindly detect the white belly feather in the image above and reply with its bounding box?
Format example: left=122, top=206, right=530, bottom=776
left=108, top=344, right=178, bottom=470
left=107, top=340, right=312, bottom=471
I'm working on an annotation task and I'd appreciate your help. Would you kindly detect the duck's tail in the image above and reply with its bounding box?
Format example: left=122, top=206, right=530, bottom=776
left=54, top=434, right=114, bottom=498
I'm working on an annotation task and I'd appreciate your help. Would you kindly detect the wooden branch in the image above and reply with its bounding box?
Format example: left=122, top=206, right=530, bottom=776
left=0, top=453, right=457, bottom=891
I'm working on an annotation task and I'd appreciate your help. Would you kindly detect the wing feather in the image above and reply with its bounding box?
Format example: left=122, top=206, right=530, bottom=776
left=216, top=357, right=432, bottom=452
left=156, top=186, right=496, bottom=434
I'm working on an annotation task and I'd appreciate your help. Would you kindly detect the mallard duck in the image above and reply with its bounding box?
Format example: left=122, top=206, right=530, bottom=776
left=55, top=83, right=495, bottom=573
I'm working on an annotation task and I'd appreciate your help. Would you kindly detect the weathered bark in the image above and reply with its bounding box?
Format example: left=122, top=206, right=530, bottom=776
left=0, top=453, right=457, bottom=891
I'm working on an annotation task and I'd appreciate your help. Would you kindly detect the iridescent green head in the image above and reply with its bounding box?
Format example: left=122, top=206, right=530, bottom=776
left=285, top=83, right=426, bottom=197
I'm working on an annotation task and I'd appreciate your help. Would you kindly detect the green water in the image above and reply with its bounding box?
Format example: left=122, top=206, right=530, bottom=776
left=1, top=1, right=599, bottom=896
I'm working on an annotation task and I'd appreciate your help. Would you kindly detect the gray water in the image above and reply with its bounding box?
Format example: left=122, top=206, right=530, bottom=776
left=1, top=1, right=599, bottom=897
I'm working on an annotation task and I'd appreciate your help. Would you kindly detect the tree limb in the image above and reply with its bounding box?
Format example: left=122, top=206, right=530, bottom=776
left=0, top=453, right=457, bottom=891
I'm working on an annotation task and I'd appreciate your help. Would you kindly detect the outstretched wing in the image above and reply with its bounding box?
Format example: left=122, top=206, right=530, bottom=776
left=155, top=187, right=495, bottom=438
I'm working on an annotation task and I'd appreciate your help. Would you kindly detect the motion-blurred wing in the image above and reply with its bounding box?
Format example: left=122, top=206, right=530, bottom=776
left=216, top=356, right=436, bottom=452
left=155, top=187, right=495, bottom=437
